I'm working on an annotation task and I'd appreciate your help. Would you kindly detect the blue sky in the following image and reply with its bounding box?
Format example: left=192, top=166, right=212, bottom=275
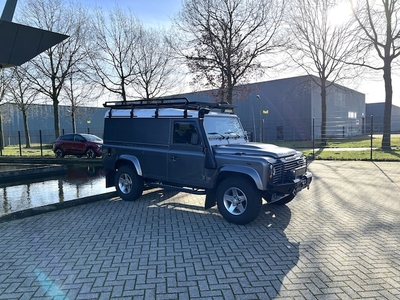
left=0, top=0, right=182, bottom=26
left=83, top=0, right=182, bottom=25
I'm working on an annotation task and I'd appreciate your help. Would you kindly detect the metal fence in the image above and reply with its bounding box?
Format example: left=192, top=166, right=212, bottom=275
left=1, top=116, right=399, bottom=160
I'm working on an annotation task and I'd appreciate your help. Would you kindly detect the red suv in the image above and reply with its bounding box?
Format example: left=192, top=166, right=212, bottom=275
left=52, top=133, right=103, bottom=158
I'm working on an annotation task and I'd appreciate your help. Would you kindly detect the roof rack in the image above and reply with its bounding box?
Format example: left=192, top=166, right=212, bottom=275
left=103, top=97, right=235, bottom=117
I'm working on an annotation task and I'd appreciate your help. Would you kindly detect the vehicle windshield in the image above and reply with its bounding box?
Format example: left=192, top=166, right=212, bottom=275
left=82, top=134, right=103, bottom=142
left=203, top=115, right=247, bottom=145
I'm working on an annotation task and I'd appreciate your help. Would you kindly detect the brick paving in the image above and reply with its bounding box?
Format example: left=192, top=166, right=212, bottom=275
left=0, top=161, right=399, bottom=299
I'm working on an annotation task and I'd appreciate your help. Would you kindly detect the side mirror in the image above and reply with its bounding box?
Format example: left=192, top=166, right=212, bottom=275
left=244, top=131, right=249, bottom=141
left=191, top=133, right=199, bottom=145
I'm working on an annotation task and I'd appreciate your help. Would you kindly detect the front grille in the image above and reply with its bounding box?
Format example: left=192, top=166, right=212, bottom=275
left=272, top=157, right=305, bottom=184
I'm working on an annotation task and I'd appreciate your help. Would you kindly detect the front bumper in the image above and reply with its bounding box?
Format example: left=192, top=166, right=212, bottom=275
left=269, top=171, right=312, bottom=195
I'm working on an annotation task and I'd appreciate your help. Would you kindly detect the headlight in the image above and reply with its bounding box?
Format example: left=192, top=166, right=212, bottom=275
left=269, top=164, right=276, bottom=179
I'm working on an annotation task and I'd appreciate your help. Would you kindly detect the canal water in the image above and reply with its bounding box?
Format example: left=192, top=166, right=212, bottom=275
left=0, top=166, right=114, bottom=216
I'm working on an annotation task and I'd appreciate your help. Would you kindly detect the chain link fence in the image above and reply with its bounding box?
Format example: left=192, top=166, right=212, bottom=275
left=0, top=127, right=104, bottom=156
left=1, top=116, right=399, bottom=160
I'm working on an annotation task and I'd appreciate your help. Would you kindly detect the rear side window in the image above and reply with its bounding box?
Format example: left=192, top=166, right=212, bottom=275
left=61, top=134, right=74, bottom=141
left=173, top=121, right=198, bottom=144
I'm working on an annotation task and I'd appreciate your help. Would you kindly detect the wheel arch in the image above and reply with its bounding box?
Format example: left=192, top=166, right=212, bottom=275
left=115, top=155, right=143, bottom=176
left=217, top=165, right=263, bottom=190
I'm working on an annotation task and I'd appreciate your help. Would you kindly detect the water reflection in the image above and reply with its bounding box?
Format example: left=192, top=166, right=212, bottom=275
left=1, top=166, right=113, bottom=215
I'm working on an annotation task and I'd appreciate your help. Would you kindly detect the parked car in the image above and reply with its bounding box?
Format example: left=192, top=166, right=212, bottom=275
left=52, top=133, right=103, bottom=158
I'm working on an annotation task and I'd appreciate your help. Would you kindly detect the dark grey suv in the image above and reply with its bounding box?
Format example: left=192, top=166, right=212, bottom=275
left=102, top=98, right=312, bottom=225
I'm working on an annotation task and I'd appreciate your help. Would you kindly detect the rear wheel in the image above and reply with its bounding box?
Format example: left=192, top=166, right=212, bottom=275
left=216, top=177, right=261, bottom=225
left=115, top=165, right=144, bottom=201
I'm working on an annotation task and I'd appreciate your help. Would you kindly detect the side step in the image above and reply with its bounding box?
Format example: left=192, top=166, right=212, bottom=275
left=146, top=182, right=207, bottom=195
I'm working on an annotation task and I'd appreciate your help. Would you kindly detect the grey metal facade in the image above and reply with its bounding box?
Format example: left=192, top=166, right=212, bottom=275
left=0, top=75, right=374, bottom=145
left=366, top=103, right=400, bottom=133
left=181, top=75, right=366, bottom=142
left=1, top=103, right=107, bottom=145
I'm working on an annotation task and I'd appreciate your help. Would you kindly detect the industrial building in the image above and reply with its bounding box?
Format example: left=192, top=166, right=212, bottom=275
left=3, top=75, right=400, bottom=146
left=181, top=75, right=366, bottom=142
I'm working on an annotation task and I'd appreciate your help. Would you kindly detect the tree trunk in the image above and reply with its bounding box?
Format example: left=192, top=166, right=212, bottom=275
left=0, top=112, right=3, bottom=150
left=22, top=108, right=31, bottom=148
left=72, top=111, right=76, bottom=133
left=53, top=97, right=60, bottom=139
left=320, top=78, right=327, bottom=146
left=382, top=61, right=392, bottom=150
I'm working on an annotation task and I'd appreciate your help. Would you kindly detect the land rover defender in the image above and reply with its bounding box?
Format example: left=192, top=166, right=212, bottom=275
left=102, top=98, right=312, bottom=225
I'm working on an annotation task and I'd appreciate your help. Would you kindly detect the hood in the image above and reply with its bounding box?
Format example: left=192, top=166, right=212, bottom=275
left=212, top=142, right=298, bottom=159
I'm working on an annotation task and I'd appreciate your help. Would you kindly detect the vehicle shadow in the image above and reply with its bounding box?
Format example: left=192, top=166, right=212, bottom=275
left=137, top=190, right=299, bottom=298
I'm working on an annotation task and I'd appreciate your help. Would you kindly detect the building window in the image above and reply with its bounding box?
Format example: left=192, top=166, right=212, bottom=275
left=348, top=111, right=357, bottom=119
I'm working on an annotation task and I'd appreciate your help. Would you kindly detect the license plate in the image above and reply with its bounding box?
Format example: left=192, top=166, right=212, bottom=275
left=294, top=166, right=307, bottom=178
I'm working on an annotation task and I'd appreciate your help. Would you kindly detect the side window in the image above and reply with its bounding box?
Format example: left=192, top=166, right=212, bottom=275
left=173, top=121, right=198, bottom=144
left=63, top=134, right=74, bottom=141
left=74, top=135, right=85, bottom=142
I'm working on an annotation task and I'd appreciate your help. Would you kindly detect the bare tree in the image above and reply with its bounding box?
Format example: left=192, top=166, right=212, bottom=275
left=0, top=68, right=12, bottom=150
left=287, top=0, right=360, bottom=145
left=62, top=66, right=100, bottom=133
left=132, top=27, right=177, bottom=99
left=87, top=7, right=142, bottom=102
left=350, top=0, right=400, bottom=150
left=172, top=0, right=286, bottom=104
left=18, top=0, right=89, bottom=139
left=7, top=66, right=39, bottom=148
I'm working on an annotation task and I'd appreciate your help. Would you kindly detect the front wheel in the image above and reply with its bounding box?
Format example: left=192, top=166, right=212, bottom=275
left=115, top=165, right=144, bottom=201
left=85, top=148, right=96, bottom=158
left=216, top=177, right=261, bottom=225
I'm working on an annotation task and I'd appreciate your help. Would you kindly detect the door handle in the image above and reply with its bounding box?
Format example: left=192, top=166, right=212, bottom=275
left=171, top=156, right=178, bottom=162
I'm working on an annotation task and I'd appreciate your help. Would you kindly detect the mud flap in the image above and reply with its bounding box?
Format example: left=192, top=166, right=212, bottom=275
left=205, top=188, right=217, bottom=209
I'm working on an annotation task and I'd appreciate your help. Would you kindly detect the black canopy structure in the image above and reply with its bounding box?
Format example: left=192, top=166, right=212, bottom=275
left=0, top=0, right=68, bottom=68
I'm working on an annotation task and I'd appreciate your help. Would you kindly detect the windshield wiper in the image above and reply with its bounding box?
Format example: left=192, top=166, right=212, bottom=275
left=207, top=132, right=226, bottom=139
left=225, top=131, right=241, bottom=138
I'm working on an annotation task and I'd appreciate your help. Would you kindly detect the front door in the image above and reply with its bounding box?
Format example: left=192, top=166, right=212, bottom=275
left=168, top=121, right=206, bottom=188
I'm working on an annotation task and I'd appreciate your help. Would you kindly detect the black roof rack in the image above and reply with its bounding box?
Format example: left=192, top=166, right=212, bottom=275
left=103, top=97, right=235, bottom=116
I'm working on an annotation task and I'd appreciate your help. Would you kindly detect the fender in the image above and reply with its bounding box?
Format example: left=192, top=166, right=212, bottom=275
left=219, top=165, right=264, bottom=190
left=117, top=154, right=143, bottom=176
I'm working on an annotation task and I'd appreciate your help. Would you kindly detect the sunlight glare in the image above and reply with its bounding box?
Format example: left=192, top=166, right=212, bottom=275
left=329, top=1, right=353, bottom=26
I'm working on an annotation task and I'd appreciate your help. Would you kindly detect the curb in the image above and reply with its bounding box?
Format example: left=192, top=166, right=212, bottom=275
left=0, top=191, right=118, bottom=223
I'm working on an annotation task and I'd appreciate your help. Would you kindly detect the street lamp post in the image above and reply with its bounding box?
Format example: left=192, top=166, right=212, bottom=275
left=257, top=95, right=262, bottom=142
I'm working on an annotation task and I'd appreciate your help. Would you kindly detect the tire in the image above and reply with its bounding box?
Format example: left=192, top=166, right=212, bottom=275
left=115, top=165, right=144, bottom=201
left=54, top=148, right=64, bottom=158
left=216, top=176, right=262, bottom=225
left=85, top=148, right=96, bottom=158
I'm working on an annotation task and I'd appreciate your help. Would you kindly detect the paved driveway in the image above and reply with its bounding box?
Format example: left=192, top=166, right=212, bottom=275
left=0, top=161, right=399, bottom=299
